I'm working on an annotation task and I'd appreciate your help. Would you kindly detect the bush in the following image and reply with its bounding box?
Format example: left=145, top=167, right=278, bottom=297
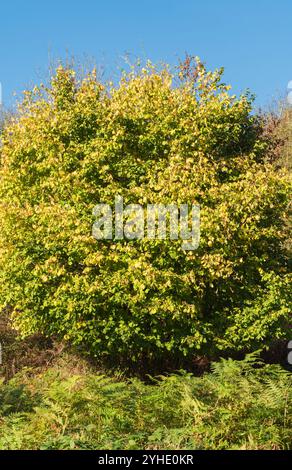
left=0, top=353, right=291, bottom=450
left=0, top=58, right=290, bottom=361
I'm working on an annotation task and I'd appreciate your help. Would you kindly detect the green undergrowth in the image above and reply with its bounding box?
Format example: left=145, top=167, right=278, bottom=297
left=0, top=352, right=290, bottom=450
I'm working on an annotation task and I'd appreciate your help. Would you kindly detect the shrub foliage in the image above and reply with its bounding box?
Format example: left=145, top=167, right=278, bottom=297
left=0, top=58, right=290, bottom=360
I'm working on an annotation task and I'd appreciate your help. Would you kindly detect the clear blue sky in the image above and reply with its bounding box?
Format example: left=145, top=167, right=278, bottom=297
left=1, top=0, right=292, bottom=110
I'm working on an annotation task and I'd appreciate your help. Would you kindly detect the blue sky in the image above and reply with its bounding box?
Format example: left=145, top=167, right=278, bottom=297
left=1, top=0, right=292, bottom=110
